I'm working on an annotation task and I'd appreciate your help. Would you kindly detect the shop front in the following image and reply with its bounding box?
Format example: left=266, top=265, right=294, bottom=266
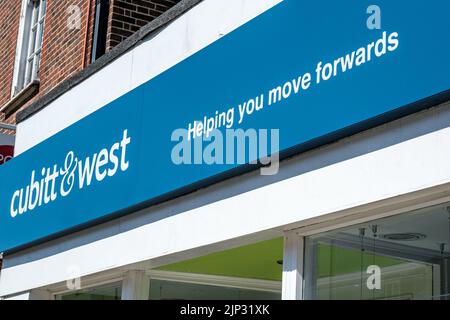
left=0, top=0, right=449, bottom=300
left=49, top=200, right=450, bottom=300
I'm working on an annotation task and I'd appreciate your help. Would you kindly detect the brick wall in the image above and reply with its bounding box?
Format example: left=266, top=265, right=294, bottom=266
left=0, top=0, right=179, bottom=133
left=37, top=0, right=97, bottom=98
left=106, top=0, right=180, bottom=50
left=0, top=0, right=21, bottom=134
left=0, top=0, right=97, bottom=131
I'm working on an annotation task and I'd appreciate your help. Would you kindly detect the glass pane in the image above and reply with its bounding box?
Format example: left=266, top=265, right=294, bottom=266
left=150, top=279, right=280, bottom=300
left=41, top=0, right=47, bottom=17
left=31, top=1, right=39, bottom=25
left=27, top=30, right=37, bottom=58
left=32, top=53, right=40, bottom=79
left=38, top=0, right=46, bottom=20
left=305, top=203, right=450, bottom=300
left=152, top=238, right=283, bottom=300
left=38, top=24, right=44, bottom=48
left=58, top=282, right=122, bottom=300
left=305, top=240, right=433, bottom=300
left=24, top=60, right=33, bottom=85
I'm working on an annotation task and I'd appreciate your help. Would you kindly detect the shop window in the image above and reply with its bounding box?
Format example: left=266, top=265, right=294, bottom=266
left=151, top=237, right=283, bottom=300
left=56, top=282, right=122, bottom=300
left=304, top=203, right=450, bottom=300
left=12, top=0, right=47, bottom=97
left=150, top=279, right=280, bottom=300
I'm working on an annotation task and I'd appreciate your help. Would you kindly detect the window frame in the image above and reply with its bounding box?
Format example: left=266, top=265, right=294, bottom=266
left=91, top=0, right=110, bottom=63
left=11, top=0, right=47, bottom=98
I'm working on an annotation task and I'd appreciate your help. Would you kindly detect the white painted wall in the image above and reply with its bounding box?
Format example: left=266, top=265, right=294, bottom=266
left=14, top=0, right=283, bottom=155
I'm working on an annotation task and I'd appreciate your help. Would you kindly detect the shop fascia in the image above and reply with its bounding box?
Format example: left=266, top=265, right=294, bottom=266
left=10, top=129, right=131, bottom=218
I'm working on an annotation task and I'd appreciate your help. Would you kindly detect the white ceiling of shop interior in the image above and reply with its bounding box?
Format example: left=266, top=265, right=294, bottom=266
left=341, top=204, right=450, bottom=253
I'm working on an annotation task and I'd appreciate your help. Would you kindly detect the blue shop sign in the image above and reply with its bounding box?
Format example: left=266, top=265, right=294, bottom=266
left=0, top=0, right=449, bottom=252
